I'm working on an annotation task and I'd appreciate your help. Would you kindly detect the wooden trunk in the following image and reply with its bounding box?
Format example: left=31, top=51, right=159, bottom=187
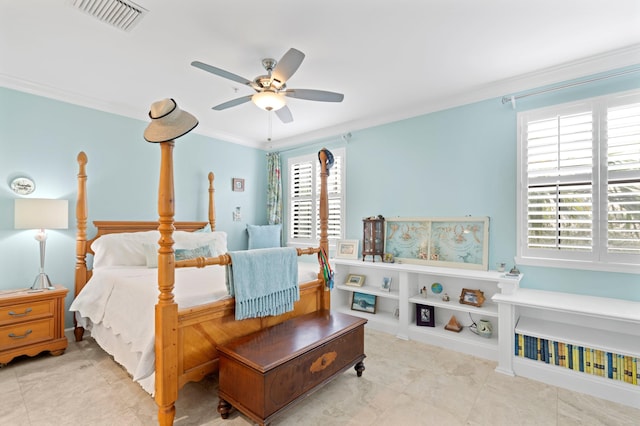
left=217, top=311, right=366, bottom=425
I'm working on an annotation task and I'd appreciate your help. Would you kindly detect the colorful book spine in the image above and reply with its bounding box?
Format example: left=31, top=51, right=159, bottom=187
left=519, top=334, right=524, bottom=357
left=625, top=356, right=633, bottom=383
left=617, top=354, right=623, bottom=381
left=516, top=334, right=640, bottom=386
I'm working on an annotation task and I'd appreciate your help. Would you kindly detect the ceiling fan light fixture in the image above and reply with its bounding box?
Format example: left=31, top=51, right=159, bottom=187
left=252, top=91, right=286, bottom=111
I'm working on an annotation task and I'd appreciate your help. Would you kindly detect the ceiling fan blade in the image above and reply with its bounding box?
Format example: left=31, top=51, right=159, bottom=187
left=271, top=48, right=305, bottom=87
left=284, top=89, right=344, bottom=102
left=191, top=61, right=253, bottom=86
left=212, top=95, right=253, bottom=110
left=275, top=105, right=293, bottom=123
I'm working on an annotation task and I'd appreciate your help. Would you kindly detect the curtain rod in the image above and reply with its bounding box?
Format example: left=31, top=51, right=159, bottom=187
left=501, top=66, right=640, bottom=108
left=268, top=132, right=351, bottom=154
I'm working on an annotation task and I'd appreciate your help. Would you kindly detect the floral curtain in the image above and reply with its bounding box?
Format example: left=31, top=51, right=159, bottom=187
left=266, top=152, right=282, bottom=225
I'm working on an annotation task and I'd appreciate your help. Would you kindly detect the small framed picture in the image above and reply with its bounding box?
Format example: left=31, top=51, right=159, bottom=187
left=381, top=276, right=392, bottom=292
left=232, top=178, right=245, bottom=192
left=345, top=274, right=365, bottom=287
left=336, top=239, right=359, bottom=259
left=351, top=292, right=376, bottom=314
left=459, top=288, right=485, bottom=307
left=416, top=304, right=435, bottom=327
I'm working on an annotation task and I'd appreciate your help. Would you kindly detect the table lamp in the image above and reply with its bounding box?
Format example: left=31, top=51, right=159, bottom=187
left=14, top=198, right=68, bottom=290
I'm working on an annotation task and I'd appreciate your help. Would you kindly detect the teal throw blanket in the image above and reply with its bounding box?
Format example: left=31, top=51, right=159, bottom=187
left=226, top=247, right=299, bottom=320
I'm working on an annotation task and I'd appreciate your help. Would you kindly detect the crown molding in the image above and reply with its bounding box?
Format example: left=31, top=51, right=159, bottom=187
left=267, top=44, right=640, bottom=150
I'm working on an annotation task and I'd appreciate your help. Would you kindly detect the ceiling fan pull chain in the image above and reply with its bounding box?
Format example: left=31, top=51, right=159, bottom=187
left=267, top=111, right=273, bottom=142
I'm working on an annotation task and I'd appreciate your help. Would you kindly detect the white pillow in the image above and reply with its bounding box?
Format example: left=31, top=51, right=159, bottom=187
left=91, top=230, right=227, bottom=268
left=92, top=231, right=159, bottom=268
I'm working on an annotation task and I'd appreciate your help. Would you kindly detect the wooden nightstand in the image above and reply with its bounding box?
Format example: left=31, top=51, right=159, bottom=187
left=0, top=285, right=68, bottom=366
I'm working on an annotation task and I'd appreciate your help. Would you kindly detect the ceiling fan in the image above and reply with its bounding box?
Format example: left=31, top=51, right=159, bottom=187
left=191, top=48, right=344, bottom=124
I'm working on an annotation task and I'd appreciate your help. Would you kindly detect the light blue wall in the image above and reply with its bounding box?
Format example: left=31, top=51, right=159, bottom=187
left=2, top=66, right=639, bottom=331
left=0, top=88, right=267, bottom=325
left=280, top=66, right=640, bottom=302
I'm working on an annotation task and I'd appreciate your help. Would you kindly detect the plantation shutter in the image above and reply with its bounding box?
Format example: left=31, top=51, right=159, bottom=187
left=525, top=107, right=594, bottom=256
left=290, top=160, right=313, bottom=239
left=289, top=148, right=345, bottom=243
left=605, top=100, right=640, bottom=257
left=519, top=90, right=640, bottom=267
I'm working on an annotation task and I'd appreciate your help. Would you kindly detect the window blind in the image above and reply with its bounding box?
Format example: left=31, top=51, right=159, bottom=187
left=519, top=89, right=640, bottom=268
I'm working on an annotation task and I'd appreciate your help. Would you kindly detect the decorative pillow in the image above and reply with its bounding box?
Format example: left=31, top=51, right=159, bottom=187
left=194, top=224, right=212, bottom=233
left=92, top=230, right=159, bottom=268
left=174, top=230, right=227, bottom=255
left=175, top=245, right=212, bottom=261
left=247, top=224, right=282, bottom=250
left=143, top=231, right=228, bottom=267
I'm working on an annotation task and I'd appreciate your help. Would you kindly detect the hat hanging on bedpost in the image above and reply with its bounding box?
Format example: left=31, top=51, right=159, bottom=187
left=144, top=98, right=198, bottom=143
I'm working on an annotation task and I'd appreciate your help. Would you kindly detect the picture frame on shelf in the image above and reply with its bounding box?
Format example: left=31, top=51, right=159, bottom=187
left=459, top=288, right=485, bottom=307
left=345, top=274, right=365, bottom=287
left=416, top=304, right=435, bottom=327
left=384, top=216, right=489, bottom=270
left=351, top=292, right=376, bottom=314
left=336, top=239, right=359, bottom=260
left=381, top=276, right=392, bottom=292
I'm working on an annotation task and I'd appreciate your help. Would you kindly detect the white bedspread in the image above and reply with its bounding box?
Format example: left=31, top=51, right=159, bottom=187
left=70, top=266, right=229, bottom=394
left=70, top=261, right=321, bottom=395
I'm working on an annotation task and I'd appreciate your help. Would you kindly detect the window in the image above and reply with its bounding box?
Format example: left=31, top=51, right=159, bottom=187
left=517, top=89, right=640, bottom=272
left=288, top=148, right=345, bottom=246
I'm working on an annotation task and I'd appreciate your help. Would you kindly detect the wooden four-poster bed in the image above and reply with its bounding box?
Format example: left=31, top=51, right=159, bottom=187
left=71, top=145, right=348, bottom=425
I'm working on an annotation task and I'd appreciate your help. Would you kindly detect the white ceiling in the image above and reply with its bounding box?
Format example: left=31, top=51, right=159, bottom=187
left=1, top=1, right=640, bottom=150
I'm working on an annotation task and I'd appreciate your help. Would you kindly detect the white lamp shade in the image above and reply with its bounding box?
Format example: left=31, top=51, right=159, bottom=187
left=252, top=91, right=286, bottom=111
left=15, top=198, right=69, bottom=229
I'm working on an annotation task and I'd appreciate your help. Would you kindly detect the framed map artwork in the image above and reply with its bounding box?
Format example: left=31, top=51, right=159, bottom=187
left=384, top=217, right=489, bottom=270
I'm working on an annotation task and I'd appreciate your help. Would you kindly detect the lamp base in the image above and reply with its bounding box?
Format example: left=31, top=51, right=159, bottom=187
left=32, top=273, right=54, bottom=290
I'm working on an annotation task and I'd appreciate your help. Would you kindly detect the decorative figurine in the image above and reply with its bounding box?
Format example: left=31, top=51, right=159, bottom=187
left=442, top=293, right=450, bottom=302
left=506, top=265, right=520, bottom=277
left=444, top=315, right=463, bottom=332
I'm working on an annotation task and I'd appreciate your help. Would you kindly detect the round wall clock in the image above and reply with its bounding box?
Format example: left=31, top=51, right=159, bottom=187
left=10, top=177, right=36, bottom=195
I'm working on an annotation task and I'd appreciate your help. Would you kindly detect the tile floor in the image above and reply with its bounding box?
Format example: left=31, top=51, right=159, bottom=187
left=1, top=328, right=638, bottom=425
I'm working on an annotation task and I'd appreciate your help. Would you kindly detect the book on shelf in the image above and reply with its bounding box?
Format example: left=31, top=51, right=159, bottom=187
left=515, top=334, right=640, bottom=386
left=567, top=344, right=574, bottom=370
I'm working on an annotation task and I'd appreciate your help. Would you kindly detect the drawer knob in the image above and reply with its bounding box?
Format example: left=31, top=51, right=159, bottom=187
left=8, top=307, right=33, bottom=317
left=9, top=329, right=33, bottom=339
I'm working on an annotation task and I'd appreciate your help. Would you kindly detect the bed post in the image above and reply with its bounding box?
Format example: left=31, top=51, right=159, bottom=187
left=208, top=172, right=216, bottom=231
left=155, top=141, right=178, bottom=426
left=74, top=151, right=88, bottom=342
left=318, top=149, right=331, bottom=311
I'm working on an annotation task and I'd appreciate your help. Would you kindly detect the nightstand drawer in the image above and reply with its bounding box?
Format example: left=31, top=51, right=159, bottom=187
left=0, top=299, right=54, bottom=327
left=0, top=318, right=55, bottom=350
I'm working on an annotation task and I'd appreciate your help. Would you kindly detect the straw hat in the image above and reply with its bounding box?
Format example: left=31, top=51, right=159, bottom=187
left=144, top=98, right=198, bottom=143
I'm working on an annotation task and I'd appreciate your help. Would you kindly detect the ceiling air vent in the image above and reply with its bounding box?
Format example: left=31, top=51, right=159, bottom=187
left=71, top=0, right=147, bottom=32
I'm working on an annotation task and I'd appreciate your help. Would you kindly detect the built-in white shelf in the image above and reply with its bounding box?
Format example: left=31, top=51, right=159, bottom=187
left=332, top=258, right=520, bottom=361
left=516, top=316, right=640, bottom=357
left=493, top=287, right=640, bottom=410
